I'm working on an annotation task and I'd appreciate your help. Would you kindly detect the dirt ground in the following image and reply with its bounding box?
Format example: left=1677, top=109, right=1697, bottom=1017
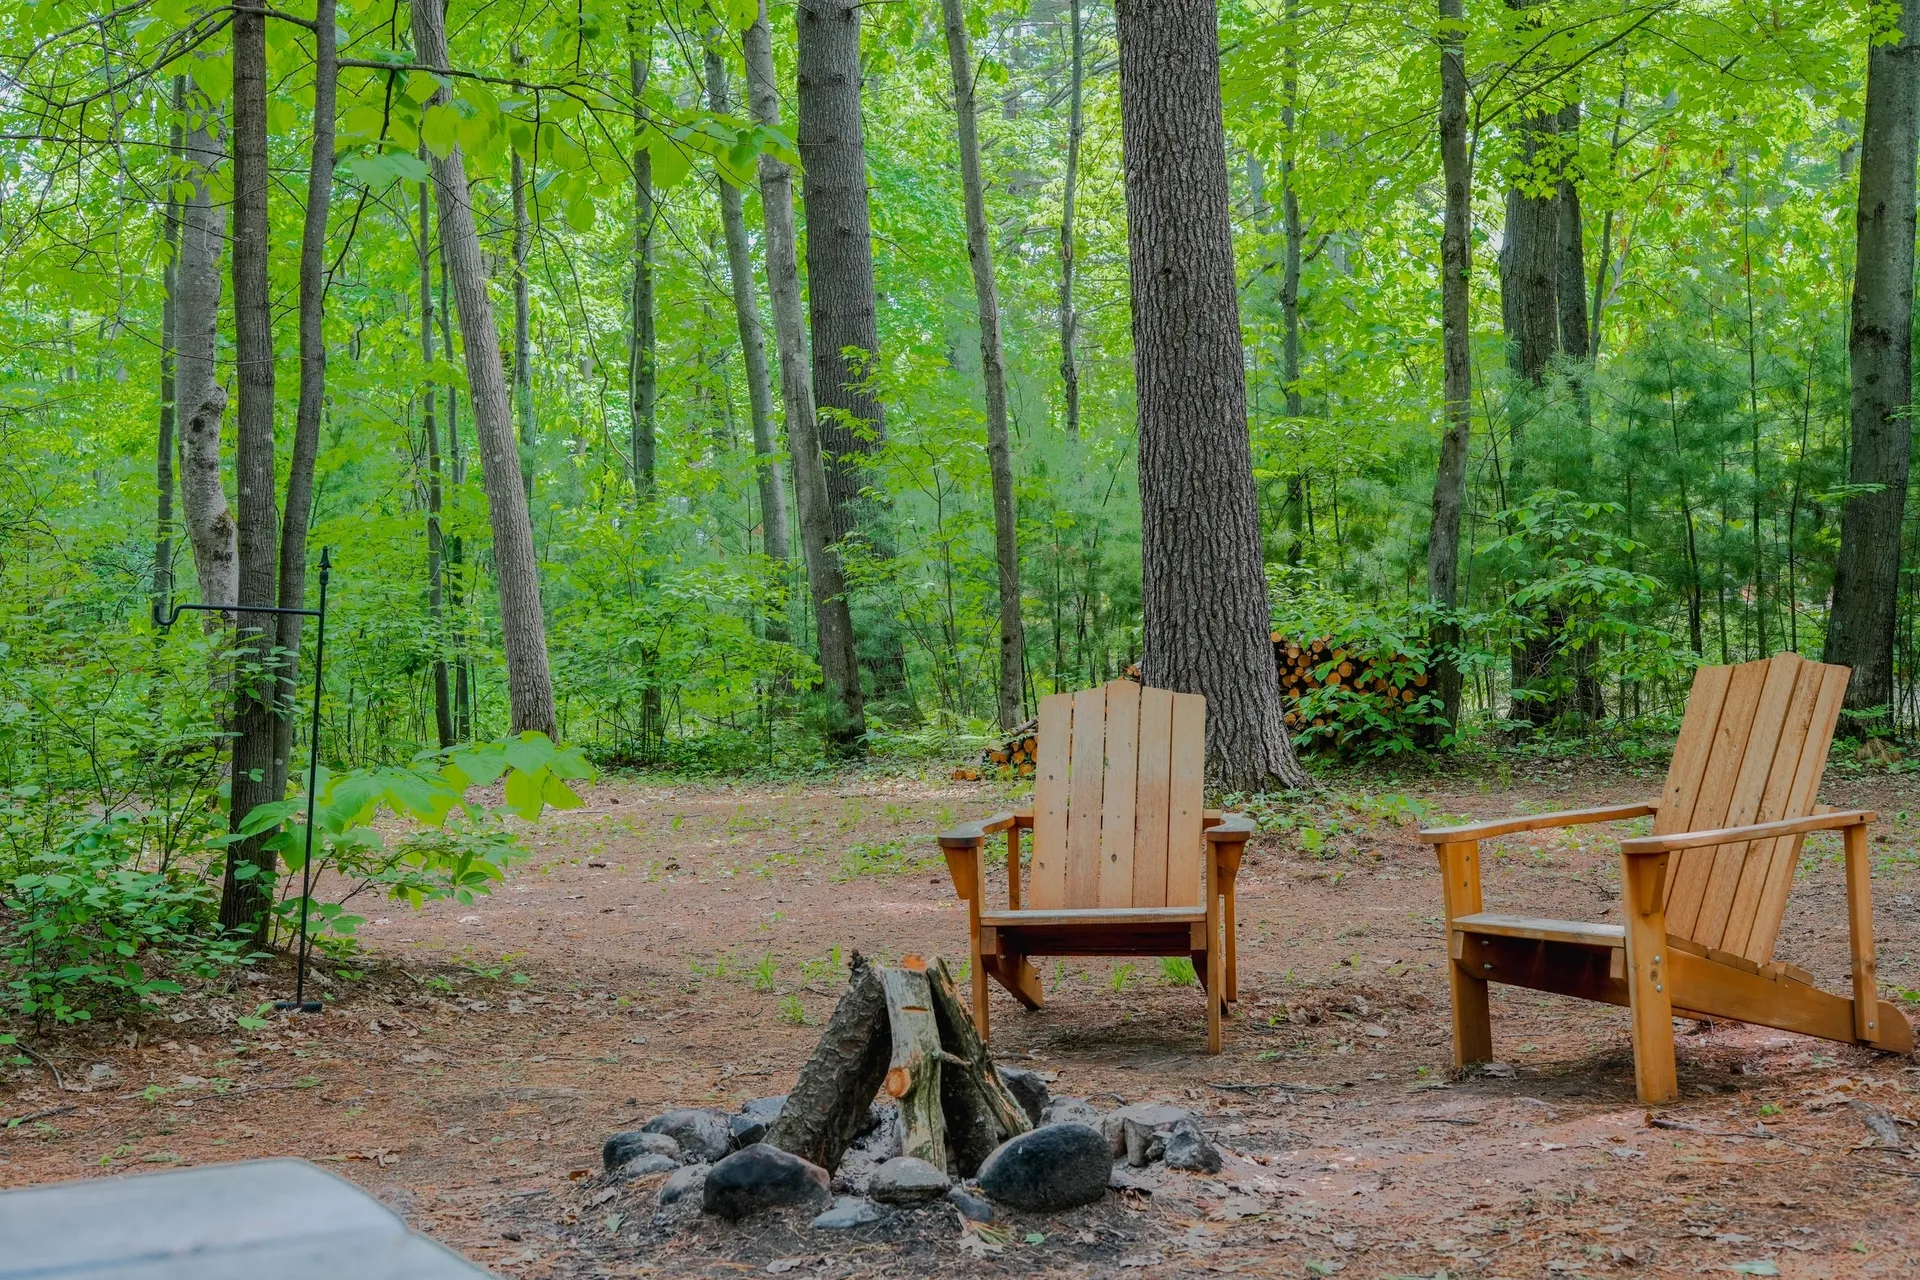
left=4, top=757, right=1920, bottom=1278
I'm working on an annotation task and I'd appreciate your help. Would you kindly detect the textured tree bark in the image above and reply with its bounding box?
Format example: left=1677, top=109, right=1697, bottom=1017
left=746, top=0, right=867, bottom=748
left=413, top=0, right=557, bottom=739
left=223, top=5, right=282, bottom=936
left=154, top=78, right=183, bottom=618
left=269, top=0, right=338, bottom=803
left=766, top=953, right=891, bottom=1170
left=705, top=38, right=791, bottom=587
left=629, top=26, right=658, bottom=499
left=795, top=0, right=887, bottom=544
left=420, top=177, right=455, bottom=749
left=1115, top=0, right=1309, bottom=791
left=927, top=958, right=1031, bottom=1176
left=1058, top=0, right=1085, bottom=438
left=941, top=0, right=1027, bottom=732
left=1427, top=0, right=1472, bottom=731
left=1827, top=2, right=1920, bottom=715
left=174, top=104, right=234, bottom=618
left=796, top=0, right=909, bottom=704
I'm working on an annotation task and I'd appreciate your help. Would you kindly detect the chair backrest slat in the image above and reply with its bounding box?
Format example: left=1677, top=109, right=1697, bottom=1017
left=1030, top=679, right=1207, bottom=910
left=1097, top=680, right=1142, bottom=907
left=1132, top=686, right=1175, bottom=906
left=1657, top=652, right=1849, bottom=963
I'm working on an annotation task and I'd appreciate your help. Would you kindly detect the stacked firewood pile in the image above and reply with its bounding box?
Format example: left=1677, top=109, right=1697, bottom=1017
left=952, top=718, right=1040, bottom=781
left=1273, top=633, right=1431, bottom=748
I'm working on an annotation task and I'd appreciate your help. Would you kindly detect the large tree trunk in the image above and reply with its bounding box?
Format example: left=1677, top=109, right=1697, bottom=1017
left=1826, top=2, right=1920, bottom=716
left=746, top=0, right=867, bottom=748
left=1115, top=0, right=1309, bottom=792
left=629, top=26, right=658, bottom=498
left=941, top=0, right=1027, bottom=732
left=1058, top=0, right=1085, bottom=439
left=705, top=38, right=791, bottom=583
left=174, top=105, right=234, bottom=616
left=796, top=0, right=909, bottom=705
left=269, top=0, right=337, bottom=803
left=421, top=176, right=455, bottom=749
left=154, top=78, right=183, bottom=618
left=1427, top=0, right=1473, bottom=731
left=223, top=4, right=281, bottom=936
left=413, top=0, right=557, bottom=739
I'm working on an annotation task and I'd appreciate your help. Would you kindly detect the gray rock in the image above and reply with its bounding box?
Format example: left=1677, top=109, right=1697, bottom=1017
left=997, top=1067, right=1050, bottom=1126
left=869, top=1155, right=951, bottom=1205
left=603, top=1129, right=681, bottom=1171
left=1162, top=1118, right=1222, bottom=1173
left=975, top=1122, right=1110, bottom=1212
left=946, top=1186, right=995, bottom=1223
left=657, top=1163, right=710, bottom=1207
left=641, top=1108, right=733, bottom=1163
left=1041, top=1096, right=1101, bottom=1127
left=702, top=1143, right=832, bottom=1219
left=1099, top=1102, right=1196, bottom=1165
left=810, top=1195, right=884, bottom=1229
left=615, top=1153, right=679, bottom=1178
left=730, top=1095, right=787, bottom=1149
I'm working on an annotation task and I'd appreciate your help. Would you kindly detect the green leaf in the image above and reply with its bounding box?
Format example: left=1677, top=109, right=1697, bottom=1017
left=421, top=104, right=461, bottom=159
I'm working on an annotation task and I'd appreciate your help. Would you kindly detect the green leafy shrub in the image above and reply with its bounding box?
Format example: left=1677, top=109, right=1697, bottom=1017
left=2, top=814, right=249, bottom=1025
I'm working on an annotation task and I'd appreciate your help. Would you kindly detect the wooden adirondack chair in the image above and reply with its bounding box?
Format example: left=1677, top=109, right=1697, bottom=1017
left=1418, top=652, right=1915, bottom=1103
left=938, top=679, right=1254, bottom=1053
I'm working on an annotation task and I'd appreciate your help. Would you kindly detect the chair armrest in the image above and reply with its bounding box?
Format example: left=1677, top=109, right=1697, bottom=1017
left=1012, top=808, right=1034, bottom=829
left=938, top=812, right=1018, bottom=849
left=1620, top=809, right=1876, bottom=856
left=1416, top=802, right=1657, bottom=845
left=1205, top=813, right=1255, bottom=842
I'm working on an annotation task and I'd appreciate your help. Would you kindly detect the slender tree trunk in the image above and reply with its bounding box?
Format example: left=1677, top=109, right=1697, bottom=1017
left=630, top=25, right=658, bottom=498
left=1116, top=0, right=1308, bottom=791
left=941, top=0, right=1027, bottom=732
left=222, top=4, right=281, bottom=935
left=746, top=0, right=867, bottom=747
left=1555, top=102, right=1590, bottom=362
left=268, top=0, right=338, bottom=803
left=1279, top=0, right=1308, bottom=567
left=439, top=235, right=473, bottom=740
left=414, top=0, right=557, bottom=739
left=512, top=49, right=535, bottom=501
left=174, top=103, right=234, bottom=616
left=1058, top=0, right=1084, bottom=438
left=421, top=175, right=455, bottom=749
left=796, top=0, right=908, bottom=703
left=705, top=37, right=791, bottom=583
left=1428, top=0, right=1472, bottom=730
left=1826, top=1, right=1920, bottom=715
left=154, top=79, right=183, bottom=617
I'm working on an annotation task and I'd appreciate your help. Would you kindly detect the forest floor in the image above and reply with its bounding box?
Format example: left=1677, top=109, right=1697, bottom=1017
left=4, top=756, right=1920, bottom=1277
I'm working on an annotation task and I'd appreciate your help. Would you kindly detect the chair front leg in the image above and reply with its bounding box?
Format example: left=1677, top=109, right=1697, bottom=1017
left=1620, top=850, right=1677, bottom=1104
left=1435, top=840, right=1492, bottom=1066
left=1843, top=819, right=1882, bottom=1044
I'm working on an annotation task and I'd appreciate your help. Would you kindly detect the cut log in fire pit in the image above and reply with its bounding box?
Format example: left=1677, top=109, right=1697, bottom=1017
left=766, top=952, right=1031, bottom=1177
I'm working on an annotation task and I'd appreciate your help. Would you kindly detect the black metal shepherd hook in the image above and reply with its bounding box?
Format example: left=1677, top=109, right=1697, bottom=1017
left=155, top=549, right=333, bottom=1015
